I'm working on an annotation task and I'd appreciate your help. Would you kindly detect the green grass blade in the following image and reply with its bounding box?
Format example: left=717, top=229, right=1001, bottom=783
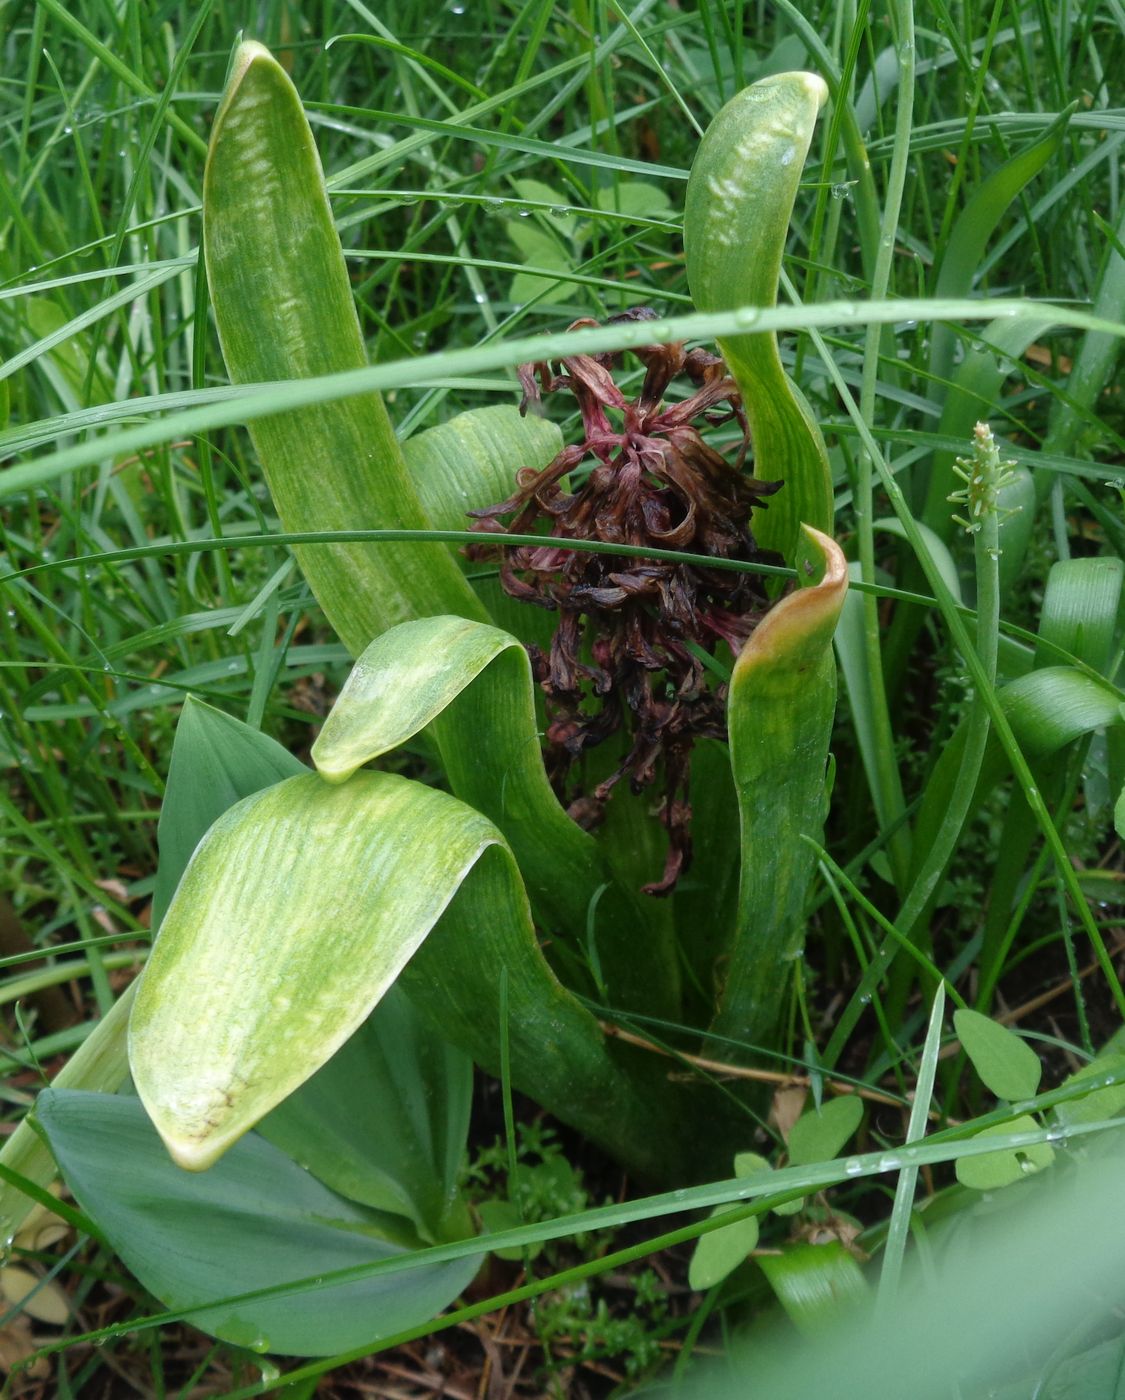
left=876, top=984, right=945, bottom=1311
left=929, top=103, right=1077, bottom=390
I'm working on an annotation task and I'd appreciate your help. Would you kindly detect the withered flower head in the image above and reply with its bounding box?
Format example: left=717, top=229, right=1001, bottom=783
left=468, top=309, right=781, bottom=894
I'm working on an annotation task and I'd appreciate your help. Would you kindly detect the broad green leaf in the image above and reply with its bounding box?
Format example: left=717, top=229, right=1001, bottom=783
left=129, top=769, right=730, bottom=1184
left=914, top=664, right=1125, bottom=900
left=787, top=1096, right=864, bottom=1167
left=675, top=738, right=741, bottom=1017
left=258, top=986, right=471, bottom=1241
left=402, top=405, right=562, bottom=554
left=153, top=696, right=307, bottom=928
left=833, top=561, right=885, bottom=840
left=36, top=1090, right=480, bottom=1357
left=1052, top=1054, right=1125, bottom=1130
left=505, top=179, right=572, bottom=261
left=688, top=1206, right=760, bottom=1291
left=158, top=701, right=471, bottom=1242
left=874, top=516, right=961, bottom=602
left=994, top=466, right=1038, bottom=598
left=1045, top=200, right=1125, bottom=460
left=23, top=298, right=113, bottom=401
left=1000, top=668, right=1125, bottom=759
left=684, top=72, right=833, bottom=560
left=757, top=1241, right=868, bottom=1334
left=511, top=251, right=576, bottom=307
left=954, top=1009, right=1042, bottom=1101
left=1036, top=557, right=1123, bottom=675
left=594, top=181, right=672, bottom=218
left=204, top=42, right=485, bottom=656
left=711, top=528, right=847, bottom=1049
left=311, top=615, right=679, bottom=1016
left=477, top=1199, right=532, bottom=1261
left=954, top=1114, right=1055, bottom=1190
left=929, top=105, right=1076, bottom=388
left=131, top=771, right=497, bottom=1169
left=688, top=1152, right=770, bottom=1291
left=506, top=178, right=576, bottom=305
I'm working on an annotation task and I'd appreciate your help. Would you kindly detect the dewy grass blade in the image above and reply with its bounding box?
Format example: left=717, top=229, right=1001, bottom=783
left=4, top=297, right=1117, bottom=504
left=855, top=0, right=915, bottom=892
left=28, top=1109, right=1125, bottom=1367
left=876, top=984, right=945, bottom=1311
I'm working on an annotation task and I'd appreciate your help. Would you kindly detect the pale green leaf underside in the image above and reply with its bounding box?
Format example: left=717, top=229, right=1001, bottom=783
left=312, top=615, right=676, bottom=1014
left=131, top=771, right=497, bottom=1168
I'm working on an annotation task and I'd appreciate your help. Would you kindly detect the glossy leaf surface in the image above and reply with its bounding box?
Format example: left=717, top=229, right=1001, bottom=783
left=204, top=41, right=484, bottom=655
left=684, top=71, right=833, bottom=559
left=312, top=615, right=677, bottom=1014
left=713, top=527, right=847, bottom=1049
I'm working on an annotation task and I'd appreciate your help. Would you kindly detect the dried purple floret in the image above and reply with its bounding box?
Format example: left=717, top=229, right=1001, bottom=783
left=468, top=309, right=782, bottom=893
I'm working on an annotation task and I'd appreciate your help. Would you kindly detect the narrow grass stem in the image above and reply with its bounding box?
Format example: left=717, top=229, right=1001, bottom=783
left=855, top=0, right=916, bottom=892
left=876, top=984, right=945, bottom=1312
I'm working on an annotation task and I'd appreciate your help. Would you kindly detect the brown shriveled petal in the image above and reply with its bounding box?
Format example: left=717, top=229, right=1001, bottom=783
left=467, top=311, right=783, bottom=894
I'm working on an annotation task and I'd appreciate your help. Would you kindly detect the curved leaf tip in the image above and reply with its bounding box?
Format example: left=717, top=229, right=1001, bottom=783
left=129, top=772, right=500, bottom=1171
left=735, top=525, right=847, bottom=675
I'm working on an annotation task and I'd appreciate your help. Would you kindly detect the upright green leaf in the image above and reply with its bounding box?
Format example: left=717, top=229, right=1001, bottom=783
left=204, top=42, right=485, bottom=656
left=711, top=527, right=847, bottom=1049
left=929, top=106, right=1076, bottom=390
left=1035, top=557, right=1123, bottom=675
left=400, top=404, right=560, bottom=648
left=684, top=71, right=833, bottom=560
left=153, top=695, right=307, bottom=928
left=1044, top=200, right=1125, bottom=461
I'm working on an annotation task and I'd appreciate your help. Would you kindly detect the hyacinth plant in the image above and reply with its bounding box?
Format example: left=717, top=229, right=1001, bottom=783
left=4, top=46, right=849, bottom=1356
